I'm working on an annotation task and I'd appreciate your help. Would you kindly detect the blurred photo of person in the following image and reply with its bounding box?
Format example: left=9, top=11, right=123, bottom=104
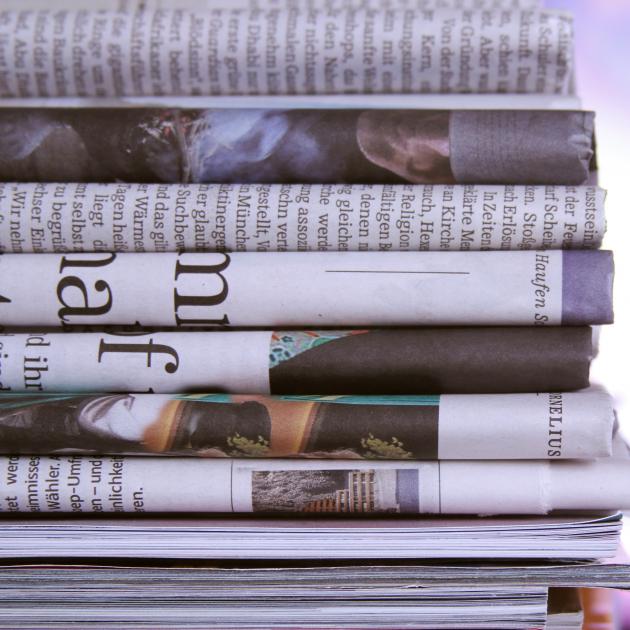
left=0, top=394, right=272, bottom=457
left=0, top=393, right=438, bottom=459
left=0, top=108, right=456, bottom=184
left=356, top=110, right=454, bottom=183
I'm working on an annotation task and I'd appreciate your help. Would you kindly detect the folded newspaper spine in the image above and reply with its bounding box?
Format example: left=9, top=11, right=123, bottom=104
left=138, top=0, right=545, bottom=7
left=0, top=391, right=613, bottom=460
left=0, top=109, right=594, bottom=185
left=0, top=8, right=572, bottom=98
left=0, top=183, right=605, bottom=253
left=2, top=1, right=545, bottom=11
left=0, top=251, right=613, bottom=327
left=0, top=327, right=594, bottom=394
left=1, top=448, right=629, bottom=514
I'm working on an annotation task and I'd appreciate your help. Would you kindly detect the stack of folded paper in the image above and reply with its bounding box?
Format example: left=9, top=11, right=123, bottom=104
left=0, top=0, right=626, bottom=627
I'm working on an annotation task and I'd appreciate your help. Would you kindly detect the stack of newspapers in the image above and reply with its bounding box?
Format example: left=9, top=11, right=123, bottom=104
left=0, top=0, right=628, bottom=627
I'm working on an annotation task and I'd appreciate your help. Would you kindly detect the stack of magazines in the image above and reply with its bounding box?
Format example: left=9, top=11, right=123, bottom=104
left=0, top=0, right=628, bottom=627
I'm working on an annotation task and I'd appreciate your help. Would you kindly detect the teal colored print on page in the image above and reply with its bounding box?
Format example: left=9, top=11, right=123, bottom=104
left=278, top=395, right=440, bottom=406
left=174, top=394, right=233, bottom=403
left=269, top=330, right=368, bottom=368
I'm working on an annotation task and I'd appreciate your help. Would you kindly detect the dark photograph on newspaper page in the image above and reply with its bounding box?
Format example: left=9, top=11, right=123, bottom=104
left=0, top=391, right=613, bottom=461
left=0, top=109, right=595, bottom=185
left=0, top=393, right=438, bottom=460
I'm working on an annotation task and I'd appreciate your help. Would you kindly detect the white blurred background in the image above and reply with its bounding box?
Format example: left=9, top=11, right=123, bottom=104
left=546, top=0, right=630, bottom=437
left=546, top=0, right=630, bottom=552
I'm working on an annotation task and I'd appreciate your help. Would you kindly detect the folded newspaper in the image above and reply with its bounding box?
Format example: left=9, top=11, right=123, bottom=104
left=0, top=327, right=594, bottom=394
left=0, top=564, right=601, bottom=629
left=0, top=513, right=621, bottom=559
left=0, top=183, right=605, bottom=253
left=0, top=582, right=574, bottom=630
left=0, top=579, right=555, bottom=629
left=0, top=251, right=613, bottom=327
left=1, top=440, right=628, bottom=514
left=0, top=108, right=595, bottom=184
left=7, top=559, right=623, bottom=590
left=0, top=390, right=614, bottom=460
left=1, top=1, right=546, bottom=11
left=0, top=566, right=612, bottom=629
left=0, top=566, right=598, bottom=629
left=4, top=94, right=583, bottom=112
left=0, top=7, right=572, bottom=97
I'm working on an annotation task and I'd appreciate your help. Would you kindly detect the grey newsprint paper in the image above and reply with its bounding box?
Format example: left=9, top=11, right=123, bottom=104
left=0, top=183, right=605, bottom=253
left=0, top=251, right=613, bottom=327
left=0, top=327, right=595, bottom=394
left=0, top=109, right=595, bottom=185
left=0, top=7, right=569, bottom=97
